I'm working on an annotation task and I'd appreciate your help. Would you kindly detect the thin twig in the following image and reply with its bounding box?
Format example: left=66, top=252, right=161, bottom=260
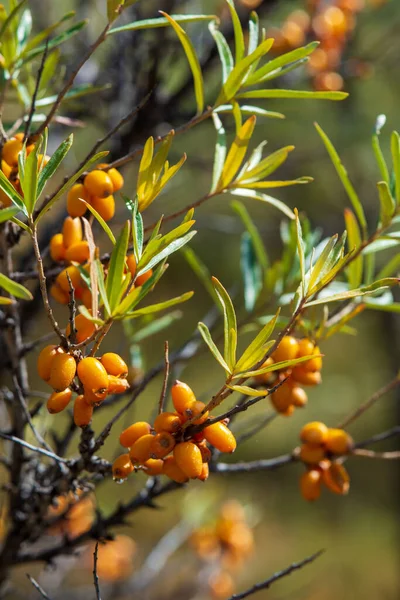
left=354, top=426, right=400, bottom=449
left=93, top=542, right=102, bottom=600
left=26, top=574, right=53, bottom=600
left=235, top=413, right=277, bottom=445
left=0, top=432, right=68, bottom=464
left=23, top=40, right=49, bottom=142
left=158, top=341, right=170, bottom=414
left=352, top=448, right=400, bottom=459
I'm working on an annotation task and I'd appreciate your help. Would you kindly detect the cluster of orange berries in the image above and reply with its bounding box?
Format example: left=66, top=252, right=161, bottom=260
left=190, top=501, right=254, bottom=599
left=47, top=489, right=95, bottom=538
left=66, top=166, right=124, bottom=221
left=298, top=421, right=353, bottom=500
left=84, top=535, right=136, bottom=582
left=0, top=133, right=49, bottom=207
left=112, top=381, right=236, bottom=484
left=255, top=336, right=322, bottom=416
left=38, top=346, right=130, bottom=425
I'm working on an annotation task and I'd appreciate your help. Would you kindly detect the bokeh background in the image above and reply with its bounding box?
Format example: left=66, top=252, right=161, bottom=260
left=2, top=0, right=400, bottom=598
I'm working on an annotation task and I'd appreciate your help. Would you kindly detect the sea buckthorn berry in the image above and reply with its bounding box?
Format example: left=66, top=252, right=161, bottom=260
left=37, top=154, right=50, bottom=169
left=107, top=167, right=124, bottom=192
left=291, top=386, right=308, bottom=407
left=66, top=313, right=96, bottom=344
left=50, top=234, right=66, bottom=262
left=126, top=254, right=136, bottom=278
left=120, top=422, right=151, bottom=448
left=84, top=386, right=108, bottom=406
left=47, top=388, right=72, bottom=414
left=270, top=381, right=293, bottom=413
left=253, top=357, right=275, bottom=384
left=300, top=469, right=322, bottom=501
left=65, top=241, right=90, bottom=263
left=135, top=269, right=153, bottom=287
left=271, top=335, right=299, bottom=363
left=2, top=138, right=23, bottom=167
left=171, top=380, right=197, bottom=414
left=101, top=352, right=128, bottom=378
left=299, top=443, right=326, bottom=465
left=203, top=422, right=237, bottom=454
left=56, top=265, right=82, bottom=293
left=296, top=338, right=314, bottom=357
left=112, top=454, right=134, bottom=481
left=50, top=283, right=69, bottom=304
left=73, top=394, right=93, bottom=427
left=107, top=375, right=130, bottom=395
left=143, top=458, right=164, bottom=476
left=173, top=442, right=203, bottom=478
left=208, top=571, right=234, bottom=599
left=198, top=442, right=212, bottom=463
left=297, top=339, right=323, bottom=372
left=162, top=456, right=189, bottom=483
left=37, top=345, right=64, bottom=381
left=48, top=353, right=77, bottom=392
left=153, top=412, right=182, bottom=434
left=150, top=432, right=176, bottom=459
left=281, top=404, right=295, bottom=417
left=90, top=194, right=115, bottom=221
left=291, top=367, right=322, bottom=386
left=300, top=422, right=329, bottom=446
left=86, top=536, right=136, bottom=582
left=81, top=287, right=93, bottom=309
left=62, top=217, right=83, bottom=248
left=0, top=188, right=12, bottom=207
left=84, top=170, right=113, bottom=198
left=325, top=428, right=353, bottom=455
left=67, top=183, right=91, bottom=217
left=184, top=400, right=209, bottom=424
left=198, top=462, right=209, bottom=481
left=77, top=357, right=108, bottom=397
left=129, top=434, right=154, bottom=464
left=1, top=159, right=12, bottom=178
left=322, top=462, right=350, bottom=495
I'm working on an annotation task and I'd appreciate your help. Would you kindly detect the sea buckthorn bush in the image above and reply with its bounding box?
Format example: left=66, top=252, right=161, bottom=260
left=0, top=1, right=399, bottom=599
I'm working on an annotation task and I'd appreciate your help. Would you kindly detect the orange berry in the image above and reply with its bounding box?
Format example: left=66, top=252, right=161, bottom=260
left=84, top=386, right=108, bottom=406
left=282, top=19, right=305, bottom=47
left=253, top=357, right=275, bottom=385
left=171, top=380, right=197, bottom=414
left=281, top=405, right=295, bottom=417
left=296, top=338, right=314, bottom=357
left=48, top=353, right=77, bottom=392
left=174, top=442, right=203, bottom=478
left=322, top=462, right=350, bottom=495
left=0, top=188, right=12, bottom=207
left=65, top=241, right=90, bottom=263
left=37, top=345, right=64, bottom=381
left=1, top=159, right=12, bottom=178
left=67, top=183, right=91, bottom=217
left=208, top=571, right=234, bottom=599
left=47, top=388, right=72, bottom=414
left=297, top=339, right=322, bottom=372
left=126, top=254, right=136, bottom=277
left=90, top=194, right=115, bottom=221
left=291, top=367, right=322, bottom=386
left=198, top=462, right=209, bottom=481
left=142, top=458, right=164, bottom=476
left=271, top=336, right=299, bottom=363
left=119, top=422, right=152, bottom=448
left=150, top=432, right=176, bottom=459
left=291, top=386, right=308, bottom=407
left=107, top=167, right=124, bottom=192
left=107, top=375, right=130, bottom=394
left=203, top=422, right=236, bottom=453
left=84, top=170, right=113, bottom=198
left=89, top=536, right=136, bottom=581
left=81, top=287, right=93, bottom=309
left=162, top=456, right=189, bottom=483
left=112, top=454, right=134, bottom=481
left=299, top=443, right=326, bottom=465
left=50, top=234, right=66, bottom=262
left=77, top=357, right=108, bottom=397
left=37, top=154, right=50, bottom=169
left=2, top=138, right=22, bottom=167
left=300, top=422, right=329, bottom=446
left=315, top=71, right=344, bottom=92
left=129, top=434, right=154, bottom=464
left=66, top=313, right=96, bottom=344
left=56, top=265, right=82, bottom=293
left=101, top=352, right=128, bottom=377
left=325, top=428, right=353, bottom=455
left=300, top=469, right=321, bottom=501
left=270, top=381, right=293, bottom=413
left=50, top=283, right=69, bottom=305
left=198, top=441, right=212, bottom=463
left=135, top=269, right=153, bottom=286
left=74, top=394, right=93, bottom=427
left=184, top=400, right=209, bottom=424
left=154, top=412, right=182, bottom=434
left=62, top=216, right=83, bottom=248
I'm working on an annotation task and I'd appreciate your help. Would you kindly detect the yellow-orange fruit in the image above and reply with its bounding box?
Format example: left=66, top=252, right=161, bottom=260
left=174, top=442, right=203, bottom=478
left=322, top=462, right=350, bottom=495
left=37, top=345, right=64, bottom=381
left=84, top=386, right=108, bottom=406
left=184, top=400, right=209, bottom=424
left=101, top=352, right=128, bottom=378
left=281, top=404, right=295, bottom=417
left=198, top=462, right=209, bottom=481
left=67, top=183, right=91, bottom=217
left=56, top=265, right=82, bottom=293
left=37, top=154, right=50, bottom=169
left=142, top=458, right=164, bottom=476
left=135, top=269, right=153, bottom=287
left=47, top=388, right=72, bottom=414
left=84, top=170, right=113, bottom=198
left=154, top=412, right=181, bottom=434
left=162, top=456, right=189, bottom=483
left=1, top=159, right=12, bottom=178
left=112, top=454, right=134, bottom=481
left=50, top=234, right=66, bottom=262
left=171, top=380, right=197, bottom=414
left=253, top=357, right=275, bottom=384
left=48, top=353, right=77, bottom=392
left=65, top=241, right=90, bottom=263
left=50, top=283, right=69, bottom=304
left=270, top=381, right=293, bottom=413
left=203, top=422, right=236, bottom=453
left=297, top=339, right=323, bottom=372
left=0, top=188, right=12, bottom=207
left=74, top=394, right=93, bottom=427
left=81, top=287, right=93, bottom=309
left=129, top=434, right=154, bottom=464
left=90, top=194, right=115, bottom=221
left=291, top=386, right=308, bottom=407
left=300, top=422, right=329, bottom=446
left=299, top=443, right=326, bottom=465
left=126, top=254, right=136, bottom=278
left=2, top=138, right=22, bottom=167
left=107, top=375, right=129, bottom=395
left=107, top=167, right=124, bottom=192
left=77, top=357, right=108, bottom=396
left=325, top=428, right=353, bottom=455
left=88, top=536, right=136, bottom=582
left=208, top=571, right=234, bottom=599
left=198, top=442, right=212, bottom=463
left=220, top=500, right=246, bottom=522
left=62, top=216, right=83, bottom=248
left=296, top=338, right=314, bottom=357
left=66, top=313, right=96, bottom=344
left=271, top=336, right=299, bottom=363
left=120, top=422, right=152, bottom=448
left=291, top=367, right=322, bottom=386
left=150, top=432, right=176, bottom=459
left=300, top=469, right=321, bottom=501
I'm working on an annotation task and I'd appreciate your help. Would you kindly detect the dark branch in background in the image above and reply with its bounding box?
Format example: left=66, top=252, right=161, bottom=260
left=23, top=40, right=49, bottom=142
left=26, top=574, right=53, bottom=600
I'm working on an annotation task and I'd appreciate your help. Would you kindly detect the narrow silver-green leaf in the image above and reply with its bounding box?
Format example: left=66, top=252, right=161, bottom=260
left=108, top=14, right=217, bottom=34
left=198, top=321, right=231, bottom=374
left=391, top=131, right=400, bottom=206
left=209, top=22, right=233, bottom=84
left=294, top=209, right=306, bottom=297
left=0, top=169, right=26, bottom=214
left=377, top=181, right=395, bottom=227
left=237, top=90, right=348, bottom=101
left=37, top=134, right=73, bottom=197
left=211, top=276, right=237, bottom=370
left=235, top=310, right=279, bottom=372
left=344, top=208, right=363, bottom=288
left=95, top=260, right=111, bottom=317
left=230, top=188, right=295, bottom=219
left=225, top=0, right=244, bottom=64
left=125, top=291, right=194, bottom=318
left=210, top=112, right=227, bottom=193
left=231, top=200, right=269, bottom=271
left=0, top=206, right=20, bottom=223
left=107, top=221, right=130, bottom=313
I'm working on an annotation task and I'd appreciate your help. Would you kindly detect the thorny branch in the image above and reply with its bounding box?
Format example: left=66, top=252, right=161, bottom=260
left=93, top=542, right=102, bottom=600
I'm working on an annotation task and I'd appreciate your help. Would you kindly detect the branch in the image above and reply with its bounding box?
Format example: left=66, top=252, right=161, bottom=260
left=158, top=341, right=170, bottom=414
left=26, top=575, right=53, bottom=600
left=93, top=542, right=102, bottom=600
left=23, top=40, right=49, bottom=142
left=213, top=454, right=295, bottom=473
left=0, top=432, right=68, bottom=465
left=354, top=425, right=400, bottom=449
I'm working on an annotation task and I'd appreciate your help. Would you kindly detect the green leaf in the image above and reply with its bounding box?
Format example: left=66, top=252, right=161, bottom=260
left=0, top=206, right=20, bottom=223
left=304, top=278, right=399, bottom=307
left=391, top=131, right=400, bottom=206
left=344, top=208, right=363, bottom=288
left=215, top=104, right=285, bottom=120
left=362, top=238, right=400, bottom=254
left=19, top=20, right=87, bottom=65
left=209, top=22, right=233, bottom=84
left=139, top=221, right=196, bottom=273
left=218, top=116, right=256, bottom=189
left=182, top=246, right=217, bottom=302
left=35, top=83, right=111, bottom=107
left=210, top=112, right=227, bottom=193
left=160, top=12, right=204, bottom=114
left=235, top=310, right=279, bottom=372
left=107, top=0, right=125, bottom=22
left=107, top=221, right=130, bottom=313
left=231, top=200, right=269, bottom=272
left=107, top=14, right=216, bottom=34
left=247, top=11, right=259, bottom=56
left=0, top=170, right=26, bottom=214
left=0, top=297, right=14, bottom=305
left=365, top=301, right=400, bottom=313
left=238, top=146, right=294, bottom=183
left=294, top=209, right=306, bottom=298
left=241, top=232, right=262, bottom=312
left=37, top=134, right=73, bottom=198
left=225, top=0, right=244, bottom=64
left=315, top=122, right=367, bottom=231
left=198, top=322, right=231, bottom=374
left=230, top=188, right=295, bottom=220
left=211, top=276, right=237, bottom=370
left=95, top=260, right=111, bottom=317
left=22, top=11, right=76, bottom=55
left=308, top=235, right=338, bottom=294
left=377, top=253, right=400, bottom=279
left=130, top=311, right=183, bottom=342
left=372, top=124, right=390, bottom=185
left=82, top=201, right=116, bottom=244
left=237, top=90, right=348, bottom=101
left=16, top=8, right=32, bottom=52
left=125, top=291, right=194, bottom=318
left=377, top=181, right=395, bottom=227
left=77, top=305, right=105, bottom=326
left=131, top=198, right=144, bottom=261
left=143, top=231, right=197, bottom=274
left=0, top=272, right=32, bottom=300
left=20, top=141, right=38, bottom=214
left=235, top=353, right=320, bottom=379
left=0, top=0, right=29, bottom=46
left=227, top=384, right=268, bottom=397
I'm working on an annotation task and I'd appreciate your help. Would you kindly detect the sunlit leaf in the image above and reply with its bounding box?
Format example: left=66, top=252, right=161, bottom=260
left=0, top=206, right=20, bottom=223
left=0, top=170, right=26, bottom=214
left=108, top=14, right=217, bottom=34
left=237, top=90, right=348, bottom=101
left=344, top=208, right=363, bottom=288
left=37, top=133, right=73, bottom=198
left=209, top=22, right=233, bottom=84
left=0, top=272, right=32, bottom=300
left=20, top=140, right=39, bottom=214
left=210, top=112, right=227, bottom=193
left=225, top=0, right=244, bottom=64
left=227, top=384, right=268, bottom=397
left=215, top=104, right=285, bottom=119
left=230, top=188, right=295, bottom=220
left=107, top=221, right=130, bottom=313
left=294, top=209, right=306, bottom=298
left=235, top=353, right=320, bottom=379
left=390, top=131, right=400, bottom=206
left=78, top=305, right=105, bottom=326
left=212, top=276, right=237, bottom=370
left=217, top=116, right=256, bottom=189
left=19, top=20, right=87, bottom=65
left=95, top=259, right=111, bottom=317
left=377, top=181, right=395, bottom=227
left=304, top=278, right=399, bottom=307
left=82, top=200, right=116, bottom=244
left=237, top=146, right=294, bottom=183
left=126, top=291, right=194, bottom=318
left=198, top=322, right=231, bottom=374
left=235, top=310, right=279, bottom=372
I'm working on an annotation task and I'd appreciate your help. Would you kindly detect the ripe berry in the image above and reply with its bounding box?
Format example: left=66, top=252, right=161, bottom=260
left=74, top=394, right=93, bottom=427
left=142, top=458, right=164, bottom=476
left=253, top=357, right=275, bottom=384
left=203, top=422, right=237, bottom=453
left=300, top=422, right=329, bottom=446
left=291, top=386, right=308, bottom=407
left=120, top=422, right=152, bottom=448
left=153, top=412, right=182, bottom=434
left=1, top=159, right=12, bottom=178
left=150, top=432, right=176, bottom=459
left=2, top=138, right=23, bottom=167
left=171, top=380, right=197, bottom=414
left=62, top=217, right=83, bottom=248
left=291, top=367, right=322, bottom=386
left=50, top=234, right=66, bottom=262
left=270, top=381, right=293, bottom=413
left=37, top=345, right=64, bottom=381
left=112, top=454, right=134, bottom=481
left=50, top=283, right=69, bottom=305
left=325, top=428, right=353, bottom=455
left=271, top=335, right=299, bottom=363
left=299, top=443, right=326, bottom=465
left=107, top=167, right=124, bottom=192
left=126, top=254, right=136, bottom=278
left=174, top=442, right=203, bottom=478
left=66, top=313, right=96, bottom=344
left=84, top=170, right=113, bottom=198
left=198, top=462, right=209, bottom=481
left=162, top=456, right=189, bottom=483
left=129, top=434, right=154, bottom=464
left=0, top=188, right=12, bottom=207
left=84, top=387, right=108, bottom=406
left=67, top=183, right=91, bottom=217
left=198, top=441, right=212, bottom=463
left=47, top=388, right=72, bottom=414
left=101, top=352, right=128, bottom=377
left=322, top=462, right=350, bottom=495
left=297, top=339, right=322, bottom=372
left=48, top=353, right=77, bottom=392
left=81, top=287, right=93, bottom=309
left=184, top=400, right=209, bottom=424
left=77, top=357, right=108, bottom=397
left=56, top=265, right=82, bottom=293
left=135, top=269, right=153, bottom=287
left=65, top=241, right=90, bottom=263
left=90, top=194, right=115, bottom=221
left=300, top=469, right=321, bottom=501
left=208, top=571, right=234, bottom=599
left=107, top=375, right=130, bottom=395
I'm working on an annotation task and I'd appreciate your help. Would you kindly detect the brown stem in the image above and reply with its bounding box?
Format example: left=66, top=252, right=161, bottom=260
left=158, top=341, right=170, bottom=414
